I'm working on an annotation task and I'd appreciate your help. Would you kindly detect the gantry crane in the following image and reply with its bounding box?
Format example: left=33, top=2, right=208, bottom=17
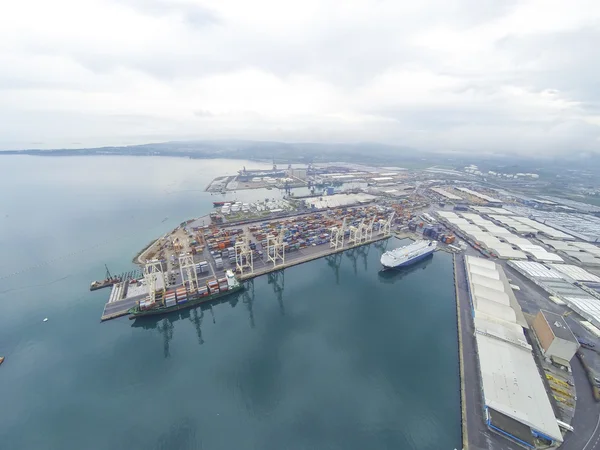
left=267, top=228, right=286, bottom=268
left=329, top=217, right=346, bottom=251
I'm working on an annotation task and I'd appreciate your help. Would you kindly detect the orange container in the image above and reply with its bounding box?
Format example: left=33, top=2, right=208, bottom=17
left=218, top=242, right=225, bottom=250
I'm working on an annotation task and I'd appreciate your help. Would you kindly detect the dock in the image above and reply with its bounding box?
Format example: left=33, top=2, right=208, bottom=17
left=100, top=234, right=391, bottom=321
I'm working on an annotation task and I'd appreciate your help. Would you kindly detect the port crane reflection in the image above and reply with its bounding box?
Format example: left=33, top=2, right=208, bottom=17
left=267, top=269, right=285, bottom=315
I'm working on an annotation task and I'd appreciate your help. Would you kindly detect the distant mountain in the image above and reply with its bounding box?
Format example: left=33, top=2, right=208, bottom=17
left=0, top=140, right=419, bottom=165
left=3, top=140, right=600, bottom=175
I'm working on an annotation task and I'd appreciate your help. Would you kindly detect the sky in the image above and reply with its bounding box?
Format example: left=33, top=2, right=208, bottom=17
left=1, top=0, right=600, bottom=154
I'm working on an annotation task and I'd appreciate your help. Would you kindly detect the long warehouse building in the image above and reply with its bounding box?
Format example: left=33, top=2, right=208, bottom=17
left=464, top=256, right=563, bottom=448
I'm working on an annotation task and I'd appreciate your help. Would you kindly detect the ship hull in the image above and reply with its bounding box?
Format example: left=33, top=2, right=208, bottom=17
left=128, top=284, right=244, bottom=319
left=381, top=248, right=435, bottom=270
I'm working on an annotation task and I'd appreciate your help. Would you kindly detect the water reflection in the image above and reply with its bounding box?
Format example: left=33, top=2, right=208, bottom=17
left=377, top=255, right=433, bottom=284
left=356, top=244, right=369, bottom=272
left=345, top=248, right=358, bottom=276
left=130, top=291, right=245, bottom=357
left=326, top=253, right=343, bottom=285
left=242, top=279, right=256, bottom=328
left=267, top=270, right=285, bottom=316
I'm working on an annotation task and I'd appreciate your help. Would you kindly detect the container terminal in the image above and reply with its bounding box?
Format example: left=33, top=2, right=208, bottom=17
left=98, top=202, right=419, bottom=321
left=91, top=163, right=600, bottom=449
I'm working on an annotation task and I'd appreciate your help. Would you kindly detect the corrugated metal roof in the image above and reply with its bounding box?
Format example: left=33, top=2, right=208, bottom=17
left=508, top=261, right=563, bottom=279
left=476, top=333, right=563, bottom=442
left=549, top=264, right=600, bottom=282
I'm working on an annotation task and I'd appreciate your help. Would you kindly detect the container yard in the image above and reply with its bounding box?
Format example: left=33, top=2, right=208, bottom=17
left=97, top=204, right=400, bottom=321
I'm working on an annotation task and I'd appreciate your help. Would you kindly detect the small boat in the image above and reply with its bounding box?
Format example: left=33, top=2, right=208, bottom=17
left=0, top=356, right=4, bottom=365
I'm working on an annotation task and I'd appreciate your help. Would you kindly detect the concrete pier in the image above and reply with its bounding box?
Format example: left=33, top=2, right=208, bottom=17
left=238, top=235, right=389, bottom=281
left=454, top=253, right=468, bottom=450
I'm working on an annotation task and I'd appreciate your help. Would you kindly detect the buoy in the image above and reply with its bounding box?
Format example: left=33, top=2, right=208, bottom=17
left=43, top=318, right=48, bottom=322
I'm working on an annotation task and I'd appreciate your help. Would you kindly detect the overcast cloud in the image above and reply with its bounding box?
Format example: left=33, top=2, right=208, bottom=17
left=1, top=0, right=600, bottom=154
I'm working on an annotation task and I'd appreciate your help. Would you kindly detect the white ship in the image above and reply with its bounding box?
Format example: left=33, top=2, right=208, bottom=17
left=380, top=240, right=436, bottom=269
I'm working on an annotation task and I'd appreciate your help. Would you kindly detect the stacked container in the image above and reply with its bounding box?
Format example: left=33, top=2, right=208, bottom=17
left=217, top=277, right=229, bottom=292
left=197, top=284, right=209, bottom=297
left=215, top=257, right=223, bottom=270
left=207, top=279, right=220, bottom=294
left=175, top=287, right=188, bottom=303
left=164, top=289, right=177, bottom=308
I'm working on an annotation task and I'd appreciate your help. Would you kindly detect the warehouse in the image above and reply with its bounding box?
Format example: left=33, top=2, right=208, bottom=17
left=471, top=206, right=514, bottom=215
left=532, top=310, right=579, bottom=362
left=548, top=264, right=600, bottom=282
left=430, top=187, right=462, bottom=200
left=489, top=215, right=539, bottom=235
left=508, top=260, right=600, bottom=329
left=564, top=251, right=600, bottom=267
left=464, top=256, right=562, bottom=447
left=436, top=210, right=459, bottom=220
left=456, top=212, right=563, bottom=261
left=456, top=187, right=503, bottom=204
left=511, top=216, right=574, bottom=240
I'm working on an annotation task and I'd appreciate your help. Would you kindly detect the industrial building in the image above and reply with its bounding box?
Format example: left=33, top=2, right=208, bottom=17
left=288, top=168, right=307, bottom=180
left=538, top=239, right=600, bottom=266
left=464, top=256, right=562, bottom=447
left=456, top=187, right=503, bottom=204
left=508, top=260, right=600, bottom=330
left=437, top=210, right=566, bottom=261
left=304, top=193, right=375, bottom=210
left=470, top=206, right=514, bottom=215
left=430, top=187, right=462, bottom=200
left=532, top=310, right=579, bottom=363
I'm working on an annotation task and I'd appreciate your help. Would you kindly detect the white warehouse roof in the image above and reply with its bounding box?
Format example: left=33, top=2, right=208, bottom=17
left=472, top=284, right=511, bottom=304
left=436, top=210, right=459, bottom=219
left=474, top=316, right=530, bottom=344
left=466, top=256, right=497, bottom=270
left=456, top=187, right=503, bottom=203
left=430, top=187, right=462, bottom=200
left=470, top=274, right=506, bottom=292
left=492, top=245, right=528, bottom=260
left=475, top=298, right=517, bottom=322
left=469, top=265, right=501, bottom=280
left=476, top=333, right=563, bottom=442
left=465, top=255, right=561, bottom=443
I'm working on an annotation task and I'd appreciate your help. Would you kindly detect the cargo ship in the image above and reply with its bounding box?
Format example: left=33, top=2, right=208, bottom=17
left=380, top=240, right=436, bottom=270
left=128, top=270, right=243, bottom=319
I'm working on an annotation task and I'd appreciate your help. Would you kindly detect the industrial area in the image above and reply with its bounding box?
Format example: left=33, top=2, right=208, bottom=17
left=91, top=161, right=600, bottom=450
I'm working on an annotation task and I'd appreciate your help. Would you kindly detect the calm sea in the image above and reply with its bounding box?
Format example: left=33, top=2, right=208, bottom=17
left=0, top=155, right=460, bottom=450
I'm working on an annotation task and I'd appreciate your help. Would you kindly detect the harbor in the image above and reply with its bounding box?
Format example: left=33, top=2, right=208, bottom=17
left=98, top=204, right=400, bottom=321
left=84, top=159, right=600, bottom=450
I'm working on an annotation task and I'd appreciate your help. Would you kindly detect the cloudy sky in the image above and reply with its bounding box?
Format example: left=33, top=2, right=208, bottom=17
left=1, top=0, right=599, bottom=153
